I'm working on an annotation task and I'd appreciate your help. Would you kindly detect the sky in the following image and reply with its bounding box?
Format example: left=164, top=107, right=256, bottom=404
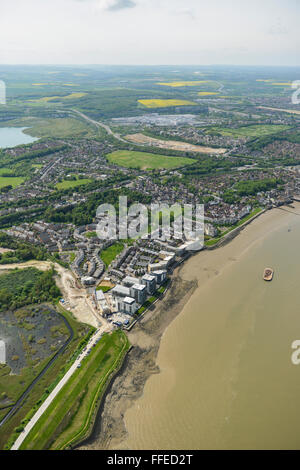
left=0, top=0, right=299, bottom=65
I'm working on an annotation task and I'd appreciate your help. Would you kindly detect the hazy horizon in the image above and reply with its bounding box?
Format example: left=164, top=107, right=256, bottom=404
left=1, top=0, right=299, bottom=66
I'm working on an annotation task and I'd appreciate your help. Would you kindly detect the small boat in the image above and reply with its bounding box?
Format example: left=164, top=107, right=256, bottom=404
left=263, top=268, right=274, bottom=282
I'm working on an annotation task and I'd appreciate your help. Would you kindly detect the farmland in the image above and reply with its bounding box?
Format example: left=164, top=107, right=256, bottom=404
left=198, top=92, right=219, bottom=96
left=138, top=99, right=197, bottom=108
left=31, top=92, right=87, bottom=103
left=156, top=81, right=211, bottom=87
left=107, top=150, right=196, bottom=170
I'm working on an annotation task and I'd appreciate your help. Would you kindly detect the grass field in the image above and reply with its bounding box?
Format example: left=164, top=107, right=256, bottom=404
left=14, top=118, right=100, bottom=139
left=107, top=150, right=196, bottom=170
left=0, top=176, right=25, bottom=189
left=96, top=285, right=111, bottom=293
left=85, top=231, right=97, bottom=239
left=56, top=177, right=92, bottom=190
left=207, top=124, right=290, bottom=138
left=0, top=168, right=14, bottom=176
left=20, top=330, right=130, bottom=450
left=156, top=81, right=211, bottom=87
left=138, top=99, right=197, bottom=108
left=101, top=242, right=124, bottom=268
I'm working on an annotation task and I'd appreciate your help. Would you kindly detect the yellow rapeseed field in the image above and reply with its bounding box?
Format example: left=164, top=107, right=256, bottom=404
left=157, top=81, right=210, bottom=87
left=138, top=99, right=196, bottom=108
left=270, top=82, right=292, bottom=86
left=198, top=92, right=219, bottom=96
left=63, top=92, right=87, bottom=99
left=30, top=92, right=87, bottom=103
left=31, top=96, right=60, bottom=102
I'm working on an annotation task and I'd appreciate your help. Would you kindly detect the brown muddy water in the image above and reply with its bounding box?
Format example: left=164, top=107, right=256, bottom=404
left=114, top=206, right=300, bottom=450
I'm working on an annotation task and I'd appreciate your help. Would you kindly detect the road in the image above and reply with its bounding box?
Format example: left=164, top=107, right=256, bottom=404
left=71, top=109, right=128, bottom=143
left=11, top=328, right=107, bottom=450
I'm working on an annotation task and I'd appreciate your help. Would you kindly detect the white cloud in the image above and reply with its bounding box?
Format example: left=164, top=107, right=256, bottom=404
left=174, top=7, right=196, bottom=20
left=268, top=18, right=288, bottom=35
left=0, top=0, right=299, bottom=65
left=97, top=0, right=136, bottom=11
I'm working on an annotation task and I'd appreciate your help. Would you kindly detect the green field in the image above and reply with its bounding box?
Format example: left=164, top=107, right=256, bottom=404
left=3, top=117, right=100, bottom=139
left=101, top=242, right=124, bottom=268
left=0, top=176, right=25, bottom=189
left=56, top=177, right=92, bottom=190
left=0, top=168, right=14, bottom=176
left=207, top=124, right=290, bottom=138
left=96, top=285, right=111, bottom=293
left=107, top=150, right=196, bottom=170
left=85, top=231, right=97, bottom=239
left=20, top=330, right=130, bottom=450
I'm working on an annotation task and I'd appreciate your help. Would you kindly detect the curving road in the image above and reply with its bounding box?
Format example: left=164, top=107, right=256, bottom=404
left=71, top=109, right=128, bottom=143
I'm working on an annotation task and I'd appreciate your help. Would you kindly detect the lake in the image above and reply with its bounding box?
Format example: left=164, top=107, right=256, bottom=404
left=0, top=127, right=38, bottom=148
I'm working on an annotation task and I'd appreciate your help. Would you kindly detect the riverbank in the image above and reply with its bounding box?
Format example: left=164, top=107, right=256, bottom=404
left=79, top=204, right=297, bottom=450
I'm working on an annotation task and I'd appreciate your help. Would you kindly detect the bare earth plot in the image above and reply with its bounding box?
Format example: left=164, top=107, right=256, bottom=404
left=257, top=106, right=300, bottom=115
left=125, top=133, right=227, bottom=155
